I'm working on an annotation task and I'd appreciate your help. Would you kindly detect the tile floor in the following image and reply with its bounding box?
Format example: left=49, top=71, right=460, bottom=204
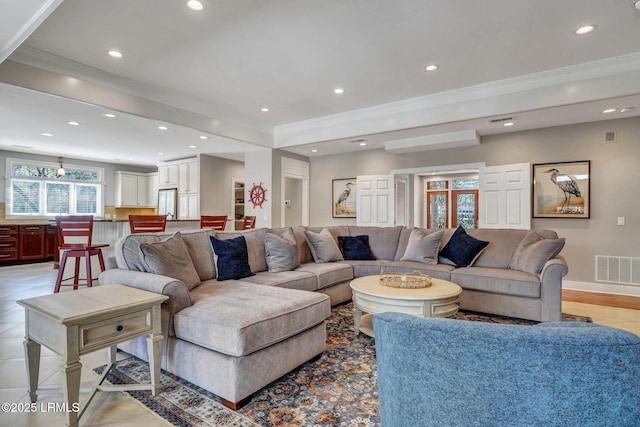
left=1, top=262, right=639, bottom=426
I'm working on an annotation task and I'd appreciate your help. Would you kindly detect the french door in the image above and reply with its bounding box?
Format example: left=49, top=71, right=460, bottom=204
left=425, top=179, right=479, bottom=229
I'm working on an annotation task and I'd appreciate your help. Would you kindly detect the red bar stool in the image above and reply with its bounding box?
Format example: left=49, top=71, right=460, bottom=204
left=54, top=216, right=108, bottom=293
left=200, top=215, right=228, bottom=231
left=129, top=215, right=167, bottom=234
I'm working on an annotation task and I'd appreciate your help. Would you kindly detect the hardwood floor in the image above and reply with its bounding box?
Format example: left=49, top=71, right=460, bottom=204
left=0, top=262, right=638, bottom=426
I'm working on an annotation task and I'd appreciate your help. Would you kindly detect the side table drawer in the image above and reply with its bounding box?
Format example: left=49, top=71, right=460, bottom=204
left=80, top=309, right=152, bottom=353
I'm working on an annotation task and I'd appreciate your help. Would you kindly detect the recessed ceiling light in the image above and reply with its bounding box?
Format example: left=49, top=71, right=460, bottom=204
left=503, top=122, right=515, bottom=127
left=620, top=107, right=635, bottom=113
left=573, top=24, right=597, bottom=35
left=107, top=50, right=124, bottom=59
left=602, top=108, right=617, bottom=114
left=359, top=142, right=367, bottom=146
left=40, top=133, right=53, bottom=137
left=199, top=135, right=209, bottom=140
left=333, top=88, right=345, bottom=95
left=189, top=145, right=197, bottom=149
left=157, top=125, right=168, bottom=130
left=425, top=64, right=439, bottom=72
left=157, top=152, right=165, bottom=155
left=67, top=121, right=80, bottom=126
left=102, top=113, right=116, bottom=118
left=186, top=0, right=205, bottom=11
left=260, top=107, right=270, bottom=112
left=311, top=149, right=318, bottom=153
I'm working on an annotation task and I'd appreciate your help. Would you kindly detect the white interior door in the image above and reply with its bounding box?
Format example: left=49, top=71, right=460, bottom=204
left=357, top=175, right=394, bottom=227
left=479, top=163, right=530, bottom=229
left=395, top=175, right=409, bottom=226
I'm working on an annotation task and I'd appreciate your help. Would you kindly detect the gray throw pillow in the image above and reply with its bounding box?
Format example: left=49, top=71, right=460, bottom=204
left=264, top=229, right=300, bottom=272
left=140, top=232, right=201, bottom=290
left=510, top=231, right=565, bottom=275
left=401, top=229, right=445, bottom=264
left=304, top=228, right=344, bottom=263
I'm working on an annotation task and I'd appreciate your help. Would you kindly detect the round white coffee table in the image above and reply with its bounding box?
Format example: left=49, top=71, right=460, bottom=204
left=350, top=274, right=462, bottom=337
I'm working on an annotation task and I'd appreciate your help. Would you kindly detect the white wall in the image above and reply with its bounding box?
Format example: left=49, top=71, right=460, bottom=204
left=244, top=149, right=273, bottom=228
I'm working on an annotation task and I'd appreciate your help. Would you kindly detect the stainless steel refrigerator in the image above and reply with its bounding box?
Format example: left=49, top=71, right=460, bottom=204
left=157, top=189, right=177, bottom=220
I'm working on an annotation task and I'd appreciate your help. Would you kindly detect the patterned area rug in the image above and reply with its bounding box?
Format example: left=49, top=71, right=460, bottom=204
left=94, top=303, right=591, bottom=427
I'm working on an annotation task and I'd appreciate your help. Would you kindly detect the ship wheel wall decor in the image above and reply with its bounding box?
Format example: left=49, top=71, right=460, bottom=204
left=249, top=182, right=267, bottom=208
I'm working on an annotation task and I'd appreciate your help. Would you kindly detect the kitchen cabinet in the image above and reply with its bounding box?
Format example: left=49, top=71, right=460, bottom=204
left=115, top=171, right=158, bottom=208
left=177, top=159, right=199, bottom=220
left=156, top=158, right=200, bottom=220
left=19, top=225, right=45, bottom=260
left=158, top=164, right=179, bottom=188
left=0, top=224, right=56, bottom=265
left=0, top=225, right=19, bottom=262
left=45, top=225, right=57, bottom=258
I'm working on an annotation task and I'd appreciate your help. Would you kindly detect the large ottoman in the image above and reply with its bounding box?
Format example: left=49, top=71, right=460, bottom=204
left=117, top=281, right=331, bottom=408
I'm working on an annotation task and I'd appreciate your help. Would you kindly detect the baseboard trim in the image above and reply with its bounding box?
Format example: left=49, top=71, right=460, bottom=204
left=562, top=289, right=640, bottom=310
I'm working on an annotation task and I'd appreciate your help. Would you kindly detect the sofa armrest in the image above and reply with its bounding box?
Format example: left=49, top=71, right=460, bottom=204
left=539, top=255, right=569, bottom=322
left=99, top=269, right=192, bottom=336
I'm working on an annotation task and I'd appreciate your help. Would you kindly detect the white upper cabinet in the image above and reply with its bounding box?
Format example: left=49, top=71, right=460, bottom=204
left=115, top=171, right=158, bottom=208
left=158, top=164, right=179, bottom=188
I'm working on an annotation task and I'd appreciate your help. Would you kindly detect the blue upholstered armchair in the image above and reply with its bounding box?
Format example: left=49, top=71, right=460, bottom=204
left=373, top=312, right=640, bottom=427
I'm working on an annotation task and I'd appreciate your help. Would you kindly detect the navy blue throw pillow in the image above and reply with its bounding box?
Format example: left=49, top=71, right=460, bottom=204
left=338, top=235, right=376, bottom=260
left=210, top=235, right=255, bottom=281
left=439, top=226, right=489, bottom=267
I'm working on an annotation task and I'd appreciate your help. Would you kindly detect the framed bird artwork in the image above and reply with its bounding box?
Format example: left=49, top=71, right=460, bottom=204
left=332, top=178, right=357, bottom=218
left=533, top=160, right=590, bottom=218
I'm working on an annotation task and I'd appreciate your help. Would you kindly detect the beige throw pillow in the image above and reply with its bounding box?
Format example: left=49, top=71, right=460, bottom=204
left=401, top=229, right=445, bottom=264
left=304, top=228, right=344, bottom=263
left=510, top=231, right=565, bottom=275
left=140, top=232, right=201, bottom=290
left=264, top=229, right=300, bottom=272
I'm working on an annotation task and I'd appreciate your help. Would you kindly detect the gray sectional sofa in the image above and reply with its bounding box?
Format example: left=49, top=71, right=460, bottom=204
left=98, top=225, right=568, bottom=409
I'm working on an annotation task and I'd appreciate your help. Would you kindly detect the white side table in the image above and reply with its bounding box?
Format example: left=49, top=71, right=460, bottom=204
left=17, top=284, right=168, bottom=427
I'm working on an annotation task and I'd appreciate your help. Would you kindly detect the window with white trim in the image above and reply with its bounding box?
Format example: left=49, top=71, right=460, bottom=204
left=6, top=158, right=104, bottom=218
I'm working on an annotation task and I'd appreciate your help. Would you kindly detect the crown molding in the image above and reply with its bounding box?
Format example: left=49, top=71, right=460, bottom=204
left=274, top=53, right=640, bottom=147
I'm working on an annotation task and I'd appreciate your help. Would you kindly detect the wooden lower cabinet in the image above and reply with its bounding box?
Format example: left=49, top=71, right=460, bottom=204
left=19, top=225, right=45, bottom=260
left=0, top=224, right=56, bottom=265
left=0, top=225, right=19, bottom=262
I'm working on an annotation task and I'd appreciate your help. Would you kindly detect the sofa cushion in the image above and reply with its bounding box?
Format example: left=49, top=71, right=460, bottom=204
left=440, top=226, right=489, bottom=267
left=264, top=229, right=300, bottom=272
left=240, top=270, right=317, bottom=292
left=210, top=235, right=255, bottom=281
left=338, top=235, right=375, bottom=260
left=175, top=281, right=330, bottom=357
left=179, top=229, right=216, bottom=281
left=291, top=226, right=313, bottom=264
left=140, top=232, right=201, bottom=290
left=349, top=226, right=402, bottom=261
left=304, top=228, right=344, bottom=263
left=340, top=260, right=383, bottom=278
left=464, top=229, right=527, bottom=269
left=116, top=233, right=165, bottom=271
left=296, top=261, right=353, bottom=290
left=452, top=267, right=541, bottom=298
left=510, top=231, right=566, bottom=275
left=401, top=229, right=444, bottom=264
left=214, top=228, right=268, bottom=273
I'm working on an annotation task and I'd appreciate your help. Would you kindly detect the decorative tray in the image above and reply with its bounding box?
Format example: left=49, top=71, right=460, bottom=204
left=379, top=270, right=432, bottom=289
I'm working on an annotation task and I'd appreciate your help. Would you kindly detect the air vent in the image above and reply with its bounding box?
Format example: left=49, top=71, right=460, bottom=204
left=349, top=139, right=366, bottom=144
left=604, top=131, right=616, bottom=143
left=596, top=255, right=640, bottom=286
left=489, top=116, right=513, bottom=123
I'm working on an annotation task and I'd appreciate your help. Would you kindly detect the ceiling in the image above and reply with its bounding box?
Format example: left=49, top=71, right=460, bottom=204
left=0, top=0, right=639, bottom=166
